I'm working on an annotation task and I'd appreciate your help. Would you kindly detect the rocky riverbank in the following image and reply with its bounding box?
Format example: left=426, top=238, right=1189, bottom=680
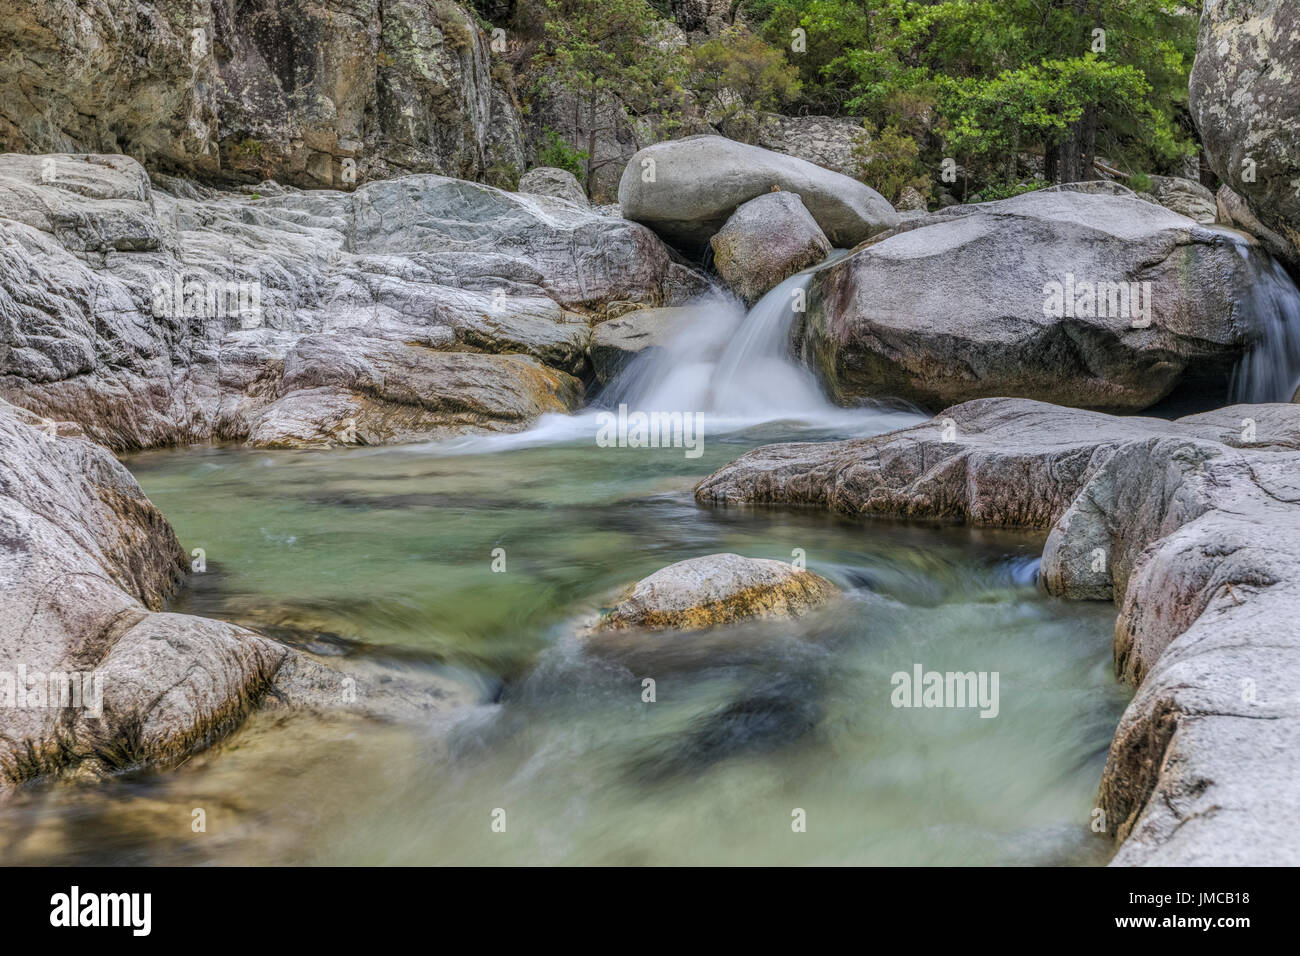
left=0, top=399, right=470, bottom=789
left=696, top=398, right=1300, bottom=864
left=0, top=0, right=1297, bottom=868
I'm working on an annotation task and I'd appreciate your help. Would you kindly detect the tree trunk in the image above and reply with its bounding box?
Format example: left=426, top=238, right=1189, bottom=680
left=1057, top=123, right=1084, bottom=183
left=1081, top=103, right=1097, bottom=181
left=585, top=91, right=597, bottom=198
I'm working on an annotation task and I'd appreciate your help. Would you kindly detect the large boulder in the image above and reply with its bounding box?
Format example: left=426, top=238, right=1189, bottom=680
left=0, top=153, right=707, bottom=449
left=618, top=135, right=897, bottom=252
left=0, top=400, right=469, bottom=788
left=0, top=0, right=525, bottom=190
left=709, top=192, right=830, bottom=306
left=695, top=397, right=1300, bottom=865
left=798, top=184, right=1291, bottom=412
left=518, top=167, right=589, bottom=206
left=1190, top=0, right=1300, bottom=269
left=596, top=553, right=839, bottom=632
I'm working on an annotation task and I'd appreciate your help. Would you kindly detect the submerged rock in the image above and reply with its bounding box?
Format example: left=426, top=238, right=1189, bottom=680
left=0, top=153, right=702, bottom=449
left=618, top=135, right=897, bottom=252
left=799, top=184, right=1282, bottom=412
left=0, top=401, right=469, bottom=788
left=597, top=553, right=839, bottom=632
left=696, top=397, right=1300, bottom=865
left=710, top=192, right=830, bottom=306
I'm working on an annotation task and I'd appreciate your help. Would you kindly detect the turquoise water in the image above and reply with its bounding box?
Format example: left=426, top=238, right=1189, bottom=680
left=0, top=424, right=1129, bottom=865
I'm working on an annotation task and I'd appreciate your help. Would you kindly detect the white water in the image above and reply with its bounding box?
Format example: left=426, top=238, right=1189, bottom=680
left=1230, top=245, right=1300, bottom=405
left=604, top=273, right=831, bottom=421
left=431, top=255, right=923, bottom=457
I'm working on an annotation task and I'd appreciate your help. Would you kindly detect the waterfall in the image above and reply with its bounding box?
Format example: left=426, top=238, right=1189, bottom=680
left=1230, top=248, right=1300, bottom=405
left=602, top=274, right=825, bottom=420
left=432, top=254, right=922, bottom=453
left=601, top=251, right=892, bottom=430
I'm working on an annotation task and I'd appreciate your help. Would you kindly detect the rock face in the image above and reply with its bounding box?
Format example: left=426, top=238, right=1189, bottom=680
left=618, top=135, right=897, bottom=252
left=589, top=308, right=693, bottom=385
left=1142, top=175, right=1216, bottom=224
left=1215, top=184, right=1299, bottom=268
left=710, top=192, right=830, bottom=306
left=0, top=152, right=708, bottom=449
left=696, top=397, right=1300, bottom=865
left=1190, top=0, right=1300, bottom=269
left=0, top=400, right=468, bottom=787
left=0, top=0, right=526, bottom=190
left=597, top=553, right=839, bottom=632
left=798, top=184, right=1283, bottom=413
left=721, top=113, right=867, bottom=177
left=518, top=167, right=589, bottom=206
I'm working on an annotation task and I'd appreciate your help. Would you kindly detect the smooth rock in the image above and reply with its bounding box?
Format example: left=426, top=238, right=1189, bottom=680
left=589, top=308, right=693, bottom=385
left=618, top=135, right=897, bottom=252
left=710, top=192, right=830, bottom=306
left=1142, top=175, right=1217, bottom=224
left=799, top=185, right=1278, bottom=412
left=518, top=167, right=589, bottom=206
left=597, top=553, right=839, bottom=632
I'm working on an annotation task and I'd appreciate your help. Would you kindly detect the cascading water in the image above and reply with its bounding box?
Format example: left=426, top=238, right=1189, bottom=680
left=432, top=251, right=919, bottom=455
left=599, top=251, right=915, bottom=435
left=1230, top=245, right=1300, bottom=404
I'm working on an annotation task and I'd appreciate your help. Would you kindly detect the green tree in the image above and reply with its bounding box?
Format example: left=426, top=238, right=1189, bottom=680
left=744, top=0, right=1199, bottom=191
left=684, top=27, right=803, bottom=126
left=535, top=0, right=684, bottom=196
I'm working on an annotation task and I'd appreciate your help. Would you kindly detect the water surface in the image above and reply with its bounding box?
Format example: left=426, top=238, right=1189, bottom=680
left=0, top=427, right=1128, bottom=866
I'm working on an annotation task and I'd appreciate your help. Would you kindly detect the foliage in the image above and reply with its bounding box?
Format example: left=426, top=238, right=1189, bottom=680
left=971, top=180, right=1048, bottom=203
left=853, top=122, right=931, bottom=205
left=533, top=0, right=685, bottom=194
left=1127, top=171, right=1153, bottom=193
left=684, top=27, right=803, bottom=125
left=742, top=0, right=1200, bottom=192
left=535, top=128, right=589, bottom=177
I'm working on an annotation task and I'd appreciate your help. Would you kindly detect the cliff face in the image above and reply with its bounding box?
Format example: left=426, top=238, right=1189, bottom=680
left=0, top=0, right=526, bottom=189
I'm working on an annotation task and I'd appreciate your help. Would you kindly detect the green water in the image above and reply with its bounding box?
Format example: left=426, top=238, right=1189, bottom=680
left=0, top=425, right=1130, bottom=865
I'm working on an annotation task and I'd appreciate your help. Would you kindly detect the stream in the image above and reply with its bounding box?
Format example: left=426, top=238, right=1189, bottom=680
left=0, top=268, right=1134, bottom=866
